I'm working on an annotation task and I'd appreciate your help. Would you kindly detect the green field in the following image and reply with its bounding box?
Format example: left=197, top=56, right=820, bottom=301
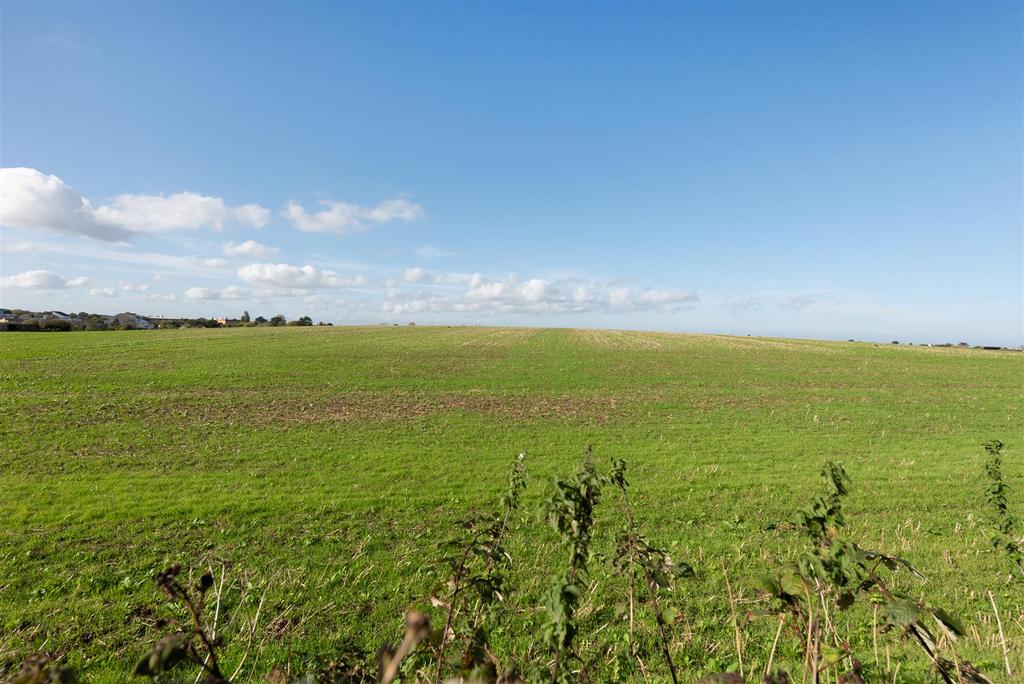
left=2, top=326, right=1022, bottom=682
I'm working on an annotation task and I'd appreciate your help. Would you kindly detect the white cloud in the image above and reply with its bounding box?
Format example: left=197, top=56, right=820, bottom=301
left=184, top=287, right=218, bottom=301
left=90, top=287, right=116, bottom=297
left=92, top=192, right=269, bottom=232
left=519, top=278, right=548, bottom=302
left=416, top=244, right=456, bottom=259
left=0, top=167, right=269, bottom=242
left=198, top=258, right=228, bottom=268
left=608, top=287, right=631, bottom=307
left=0, top=168, right=130, bottom=242
left=1, top=240, right=34, bottom=254
left=145, top=292, right=176, bottom=302
left=282, top=197, right=423, bottom=234
left=0, top=269, right=88, bottom=289
left=403, top=267, right=426, bottom=283
left=636, top=288, right=699, bottom=305
left=221, top=285, right=249, bottom=300
left=380, top=271, right=701, bottom=317
left=183, top=285, right=250, bottom=302
left=119, top=281, right=149, bottom=292
left=237, top=263, right=367, bottom=289
left=222, top=240, right=279, bottom=259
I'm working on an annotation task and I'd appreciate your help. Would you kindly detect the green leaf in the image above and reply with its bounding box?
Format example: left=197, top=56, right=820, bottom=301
left=750, top=574, right=781, bottom=596
left=133, top=633, right=190, bottom=677
left=884, top=599, right=922, bottom=629
left=931, top=607, right=965, bottom=636
left=695, top=674, right=745, bottom=684
left=780, top=573, right=805, bottom=597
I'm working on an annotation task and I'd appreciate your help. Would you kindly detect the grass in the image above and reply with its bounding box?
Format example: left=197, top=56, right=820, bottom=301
left=1, top=325, right=1021, bottom=682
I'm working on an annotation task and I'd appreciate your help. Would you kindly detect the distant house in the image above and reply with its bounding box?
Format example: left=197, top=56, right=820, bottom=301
left=0, top=308, right=13, bottom=318
left=113, top=312, right=154, bottom=330
left=46, top=311, right=73, bottom=321
left=214, top=317, right=241, bottom=327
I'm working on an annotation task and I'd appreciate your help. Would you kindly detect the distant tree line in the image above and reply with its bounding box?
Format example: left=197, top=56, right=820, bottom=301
left=0, top=309, right=332, bottom=332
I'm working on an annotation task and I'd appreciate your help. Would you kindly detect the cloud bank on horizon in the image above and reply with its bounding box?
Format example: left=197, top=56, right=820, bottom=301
left=0, top=167, right=708, bottom=325
left=0, top=163, right=1020, bottom=346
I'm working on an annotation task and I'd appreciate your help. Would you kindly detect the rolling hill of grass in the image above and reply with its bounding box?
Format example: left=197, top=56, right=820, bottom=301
left=1, top=326, right=1021, bottom=682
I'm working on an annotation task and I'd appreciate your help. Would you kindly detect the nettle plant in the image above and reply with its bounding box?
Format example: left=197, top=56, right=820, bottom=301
left=134, top=564, right=227, bottom=683
left=18, top=445, right=1013, bottom=683
left=423, top=452, right=529, bottom=683
left=983, top=440, right=1023, bottom=580
left=539, top=448, right=605, bottom=684
left=753, top=463, right=977, bottom=684
left=609, top=458, right=694, bottom=684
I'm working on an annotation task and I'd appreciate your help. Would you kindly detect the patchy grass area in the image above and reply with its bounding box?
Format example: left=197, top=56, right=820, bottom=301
left=1, top=326, right=1021, bottom=681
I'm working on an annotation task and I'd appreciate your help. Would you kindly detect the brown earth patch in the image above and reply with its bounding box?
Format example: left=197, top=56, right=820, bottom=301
left=27, top=389, right=629, bottom=427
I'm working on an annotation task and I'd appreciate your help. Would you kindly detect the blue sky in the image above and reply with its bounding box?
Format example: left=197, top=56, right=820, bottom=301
left=1, top=1, right=1021, bottom=345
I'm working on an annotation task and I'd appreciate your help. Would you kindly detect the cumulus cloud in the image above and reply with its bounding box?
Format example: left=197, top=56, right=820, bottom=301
left=198, top=258, right=228, bottom=268
left=222, top=240, right=279, bottom=259
left=184, top=287, right=218, bottom=301
left=381, top=271, right=700, bottom=317
left=282, top=197, right=423, bottom=234
left=0, top=167, right=269, bottom=242
left=220, top=285, right=249, bottom=300
left=236, top=263, right=367, bottom=289
left=0, top=168, right=130, bottom=241
left=1, top=269, right=89, bottom=289
left=92, top=192, right=269, bottom=232
left=184, top=285, right=250, bottom=301
left=403, top=267, right=426, bottom=283
left=636, top=289, right=699, bottom=305
left=90, top=287, right=116, bottom=297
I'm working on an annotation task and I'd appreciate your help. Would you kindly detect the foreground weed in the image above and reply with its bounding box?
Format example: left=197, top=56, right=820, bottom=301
left=540, top=447, right=604, bottom=683
left=12, top=446, right=1012, bottom=683
left=610, top=458, right=694, bottom=684
left=429, top=453, right=528, bottom=682
left=753, top=462, right=983, bottom=684
left=134, top=564, right=226, bottom=682
left=983, top=440, right=1023, bottom=580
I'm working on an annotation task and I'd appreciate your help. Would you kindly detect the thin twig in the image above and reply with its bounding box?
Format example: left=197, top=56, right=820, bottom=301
left=644, top=566, right=679, bottom=684
left=809, top=617, right=820, bottom=684
left=722, top=563, right=744, bottom=679
left=988, top=590, right=1012, bottom=679
left=436, top=540, right=475, bottom=683
left=765, top=613, right=785, bottom=678
left=229, top=583, right=269, bottom=681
